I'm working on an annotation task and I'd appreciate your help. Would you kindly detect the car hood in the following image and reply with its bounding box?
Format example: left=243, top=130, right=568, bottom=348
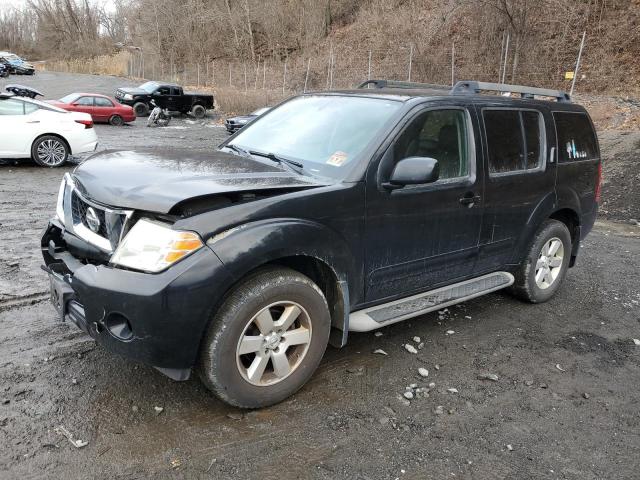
left=117, top=87, right=148, bottom=95
left=72, top=149, right=330, bottom=214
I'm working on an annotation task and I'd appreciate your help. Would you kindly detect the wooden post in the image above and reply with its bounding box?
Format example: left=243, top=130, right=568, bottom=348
left=407, top=44, right=413, bottom=82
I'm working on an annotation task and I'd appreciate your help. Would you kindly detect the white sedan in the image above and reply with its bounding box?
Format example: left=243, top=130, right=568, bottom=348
left=0, top=92, right=98, bottom=167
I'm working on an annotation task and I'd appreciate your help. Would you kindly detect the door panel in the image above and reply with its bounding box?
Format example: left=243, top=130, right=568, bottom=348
left=94, top=97, right=114, bottom=121
left=364, top=106, right=484, bottom=303
left=475, top=106, right=556, bottom=271
left=0, top=99, right=38, bottom=156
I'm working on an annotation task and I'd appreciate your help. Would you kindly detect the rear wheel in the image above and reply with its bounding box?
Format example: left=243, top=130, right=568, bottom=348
left=510, top=220, right=572, bottom=303
left=199, top=267, right=331, bottom=408
left=133, top=102, right=149, bottom=117
left=191, top=104, right=206, bottom=119
left=109, top=114, right=124, bottom=126
left=31, top=136, right=69, bottom=167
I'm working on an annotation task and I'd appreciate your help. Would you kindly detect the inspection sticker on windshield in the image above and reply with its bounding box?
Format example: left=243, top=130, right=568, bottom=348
left=327, top=151, right=348, bottom=166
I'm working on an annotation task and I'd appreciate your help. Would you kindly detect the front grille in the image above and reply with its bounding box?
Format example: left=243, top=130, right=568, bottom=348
left=65, top=183, right=129, bottom=253
left=71, top=191, right=109, bottom=238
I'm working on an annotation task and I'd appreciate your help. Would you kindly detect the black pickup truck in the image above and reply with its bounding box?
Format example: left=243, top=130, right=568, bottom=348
left=114, top=81, right=214, bottom=118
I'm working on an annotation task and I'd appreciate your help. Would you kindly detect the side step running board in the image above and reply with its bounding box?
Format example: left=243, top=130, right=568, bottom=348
left=348, top=272, right=514, bottom=332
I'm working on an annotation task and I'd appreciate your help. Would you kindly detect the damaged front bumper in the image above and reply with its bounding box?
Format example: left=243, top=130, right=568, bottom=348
left=41, top=219, right=230, bottom=380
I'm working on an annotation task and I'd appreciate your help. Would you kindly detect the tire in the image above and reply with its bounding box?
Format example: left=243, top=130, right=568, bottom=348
left=199, top=267, right=331, bottom=408
left=133, top=102, right=149, bottom=117
left=510, top=219, right=572, bottom=303
left=109, top=115, right=124, bottom=126
left=191, top=104, right=206, bottom=119
left=31, top=135, right=69, bottom=167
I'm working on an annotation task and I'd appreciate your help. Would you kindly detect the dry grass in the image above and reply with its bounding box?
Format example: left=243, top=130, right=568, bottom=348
left=40, top=51, right=131, bottom=77
left=185, top=86, right=290, bottom=115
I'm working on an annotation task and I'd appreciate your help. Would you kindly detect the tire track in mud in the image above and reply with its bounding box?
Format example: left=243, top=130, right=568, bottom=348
left=0, top=291, right=49, bottom=312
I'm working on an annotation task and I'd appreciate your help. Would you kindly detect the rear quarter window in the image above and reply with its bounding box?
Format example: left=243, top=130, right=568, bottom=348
left=553, top=112, right=598, bottom=162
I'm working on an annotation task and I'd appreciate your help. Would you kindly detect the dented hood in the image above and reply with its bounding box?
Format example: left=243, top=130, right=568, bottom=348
left=72, top=149, right=328, bottom=213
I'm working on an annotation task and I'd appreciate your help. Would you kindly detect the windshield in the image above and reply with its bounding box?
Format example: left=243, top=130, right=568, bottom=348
left=228, top=95, right=402, bottom=179
left=59, top=94, right=79, bottom=104
left=139, top=81, right=159, bottom=93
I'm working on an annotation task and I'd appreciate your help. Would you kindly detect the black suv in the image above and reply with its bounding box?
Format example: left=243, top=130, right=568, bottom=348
left=42, top=80, right=600, bottom=408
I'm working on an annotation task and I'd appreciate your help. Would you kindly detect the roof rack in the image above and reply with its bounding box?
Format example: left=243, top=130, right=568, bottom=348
left=451, top=81, right=571, bottom=102
left=357, top=79, right=450, bottom=91
left=357, top=78, right=571, bottom=103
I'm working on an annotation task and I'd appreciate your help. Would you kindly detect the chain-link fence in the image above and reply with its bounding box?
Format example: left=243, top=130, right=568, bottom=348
left=127, top=43, right=584, bottom=96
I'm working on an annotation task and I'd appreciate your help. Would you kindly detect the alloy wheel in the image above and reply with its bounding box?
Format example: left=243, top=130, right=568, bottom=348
left=37, top=139, right=66, bottom=166
left=534, top=237, right=564, bottom=289
left=236, top=301, right=312, bottom=386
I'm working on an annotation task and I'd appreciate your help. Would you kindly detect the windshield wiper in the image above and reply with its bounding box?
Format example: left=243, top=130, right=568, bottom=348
left=248, top=150, right=305, bottom=174
left=224, top=143, right=251, bottom=157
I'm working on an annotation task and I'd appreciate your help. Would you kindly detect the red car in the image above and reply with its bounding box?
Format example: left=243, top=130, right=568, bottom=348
left=48, top=93, right=136, bottom=126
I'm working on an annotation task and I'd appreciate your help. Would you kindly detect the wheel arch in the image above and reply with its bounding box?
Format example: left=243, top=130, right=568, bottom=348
left=31, top=133, right=72, bottom=155
left=549, top=207, right=581, bottom=266
left=206, top=218, right=358, bottom=348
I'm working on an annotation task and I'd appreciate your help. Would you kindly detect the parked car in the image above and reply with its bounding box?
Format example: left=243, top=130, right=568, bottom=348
left=114, top=81, right=213, bottom=118
left=41, top=80, right=600, bottom=408
left=0, top=52, right=35, bottom=75
left=0, top=60, right=9, bottom=78
left=48, top=93, right=136, bottom=126
left=0, top=91, right=97, bottom=167
left=225, top=107, right=270, bottom=133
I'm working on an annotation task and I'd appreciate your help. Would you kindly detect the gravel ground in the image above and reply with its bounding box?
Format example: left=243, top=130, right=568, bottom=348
left=1, top=72, right=640, bottom=480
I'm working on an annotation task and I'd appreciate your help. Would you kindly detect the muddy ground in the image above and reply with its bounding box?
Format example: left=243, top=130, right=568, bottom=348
left=1, top=72, right=640, bottom=480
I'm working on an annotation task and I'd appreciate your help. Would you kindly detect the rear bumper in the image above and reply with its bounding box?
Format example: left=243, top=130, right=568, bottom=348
left=41, top=220, right=230, bottom=376
left=67, top=128, right=98, bottom=155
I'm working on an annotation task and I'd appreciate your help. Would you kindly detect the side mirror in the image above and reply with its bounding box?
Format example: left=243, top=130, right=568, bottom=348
left=383, top=157, right=439, bottom=190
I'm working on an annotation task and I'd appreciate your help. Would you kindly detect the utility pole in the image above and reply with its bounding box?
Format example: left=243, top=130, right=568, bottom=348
left=570, top=31, right=587, bottom=97
left=407, top=44, right=413, bottom=82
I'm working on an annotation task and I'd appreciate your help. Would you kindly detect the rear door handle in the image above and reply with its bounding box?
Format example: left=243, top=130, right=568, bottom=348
left=459, top=193, right=481, bottom=206
left=26, top=120, right=40, bottom=124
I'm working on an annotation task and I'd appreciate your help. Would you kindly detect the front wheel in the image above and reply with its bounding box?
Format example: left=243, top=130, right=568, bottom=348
left=191, top=104, right=206, bottom=119
left=31, top=136, right=69, bottom=167
left=199, top=267, right=331, bottom=408
left=510, top=220, right=572, bottom=303
left=133, top=102, right=149, bottom=117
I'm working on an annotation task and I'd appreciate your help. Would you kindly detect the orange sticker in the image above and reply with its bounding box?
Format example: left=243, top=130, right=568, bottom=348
left=327, top=151, right=348, bottom=166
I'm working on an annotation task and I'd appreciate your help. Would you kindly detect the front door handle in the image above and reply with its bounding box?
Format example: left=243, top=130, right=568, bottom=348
left=459, top=193, right=481, bottom=207
left=26, top=120, right=40, bottom=124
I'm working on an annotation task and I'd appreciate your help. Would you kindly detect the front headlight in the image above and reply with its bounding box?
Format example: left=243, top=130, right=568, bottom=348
left=123, top=94, right=133, bottom=100
left=111, top=219, right=204, bottom=273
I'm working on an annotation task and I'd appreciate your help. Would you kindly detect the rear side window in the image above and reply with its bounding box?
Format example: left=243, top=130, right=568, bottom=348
left=483, top=109, right=544, bottom=174
left=553, top=112, right=598, bottom=162
left=0, top=99, right=26, bottom=115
